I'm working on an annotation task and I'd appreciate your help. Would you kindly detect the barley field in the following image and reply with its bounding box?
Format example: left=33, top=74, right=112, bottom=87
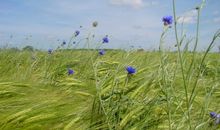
left=1, top=0, right=220, bottom=130
left=0, top=48, right=220, bottom=129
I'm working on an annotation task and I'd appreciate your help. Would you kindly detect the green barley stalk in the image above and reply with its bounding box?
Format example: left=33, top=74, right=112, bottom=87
left=172, top=0, right=191, bottom=129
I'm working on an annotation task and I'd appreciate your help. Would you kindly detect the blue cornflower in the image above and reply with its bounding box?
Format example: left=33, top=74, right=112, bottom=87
left=162, top=16, right=173, bottom=26
left=126, top=66, right=136, bottom=74
left=210, top=112, right=217, bottom=118
left=210, top=112, right=220, bottom=125
left=48, top=49, right=53, bottom=54
left=75, top=30, right=80, bottom=37
left=102, top=36, right=109, bottom=43
left=68, top=68, right=74, bottom=75
left=216, top=114, right=220, bottom=124
left=99, top=50, right=105, bottom=55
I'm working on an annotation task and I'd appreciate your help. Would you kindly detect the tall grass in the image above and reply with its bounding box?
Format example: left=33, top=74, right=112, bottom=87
left=0, top=0, right=220, bottom=129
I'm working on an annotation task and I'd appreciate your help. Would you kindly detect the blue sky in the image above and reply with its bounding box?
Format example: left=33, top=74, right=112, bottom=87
left=0, top=0, right=220, bottom=51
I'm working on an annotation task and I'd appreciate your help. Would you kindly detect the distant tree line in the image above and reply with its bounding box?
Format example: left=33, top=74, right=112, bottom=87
left=0, top=45, right=220, bottom=53
left=0, top=45, right=35, bottom=52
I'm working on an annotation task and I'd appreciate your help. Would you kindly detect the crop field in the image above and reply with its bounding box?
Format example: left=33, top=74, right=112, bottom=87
left=1, top=0, right=220, bottom=130
left=0, top=48, right=220, bottom=130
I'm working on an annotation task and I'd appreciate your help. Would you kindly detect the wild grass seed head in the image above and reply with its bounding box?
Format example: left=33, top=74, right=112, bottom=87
left=92, top=21, right=98, bottom=27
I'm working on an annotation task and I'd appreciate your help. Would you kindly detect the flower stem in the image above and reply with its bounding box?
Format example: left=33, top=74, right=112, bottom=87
left=172, top=0, right=191, bottom=129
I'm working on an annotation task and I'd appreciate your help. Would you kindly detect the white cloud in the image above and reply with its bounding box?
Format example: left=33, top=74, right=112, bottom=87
left=213, top=11, right=219, bottom=16
left=110, top=0, right=144, bottom=8
left=177, top=10, right=198, bottom=24
left=214, top=17, right=220, bottom=23
left=109, top=0, right=160, bottom=9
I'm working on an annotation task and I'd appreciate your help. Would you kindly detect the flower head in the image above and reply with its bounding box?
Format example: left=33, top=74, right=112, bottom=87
left=62, top=41, right=66, bottom=45
left=216, top=114, right=220, bottom=124
left=99, top=50, right=105, bottom=55
left=162, top=16, right=173, bottom=26
left=68, top=68, right=74, bottom=75
left=126, top=66, right=136, bottom=74
left=48, top=49, right=53, bottom=54
left=102, top=36, right=109, bottom=43
left=210, top=112, right=217, bottom=118
left=75, top=30, right=80, bottom=37
left=195, top=6, right=200, bottom=10
left=210, top=112, right=220, bottom=125
left=92, top=21, right=98, bottom=27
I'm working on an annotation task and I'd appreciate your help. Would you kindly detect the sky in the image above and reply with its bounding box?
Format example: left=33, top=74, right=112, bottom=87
left=0, top=0, right=220, bottom=51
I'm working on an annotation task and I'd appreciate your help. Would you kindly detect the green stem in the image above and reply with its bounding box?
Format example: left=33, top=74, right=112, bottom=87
left=186, top=9, right=201, bottom=86
left=189, top=32, right=219, bottom=105
left=172, top=0, right=191, bottom=129
left=159, top=27, right=172, bottom=130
